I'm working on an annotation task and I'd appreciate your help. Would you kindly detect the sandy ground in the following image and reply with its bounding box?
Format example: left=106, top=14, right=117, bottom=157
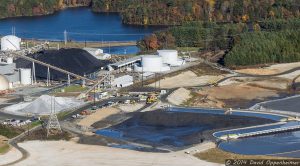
left=247, top=78, right=290, bottom=90
left=236, top=62, right=300, bottom=76
left=0, top=147, right=22, bottom=165
left=0, top=135, right=8, bottom=149
left=199, top=84, right=278, bottom=100
left=189, top=83, right=280, bottom=108
left=236, top=68, right=278, bottom=75
left=78, top=107, right=120, bottom=127
left=167, top=88, right=191, bottom=105
left=117, top=103, right=145, bottom=112
left=149, top=71, right=223, bottom=88
left=277, top=70, right=300, bottom=80
left=15, top=141, right=221, bottom=166
left=219, top=77, right=290, bottom=90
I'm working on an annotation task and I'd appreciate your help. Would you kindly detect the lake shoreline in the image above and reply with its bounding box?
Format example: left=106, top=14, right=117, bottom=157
left=21, top=39, right=137, bottom=49
left=0, top=5, right=91, bottom=21
left=0, top=8, right=161, bottom=42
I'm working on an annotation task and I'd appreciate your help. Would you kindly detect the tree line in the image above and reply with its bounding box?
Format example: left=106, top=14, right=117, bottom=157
left=138, top=18, right=300, bottom=67
left=224, top=29, right=300, bottom=67
left=0, top=0, right=91, bottom=19
left=92, top=0, right=300, bottom=25
left=1, top=0, right=299, bottom=26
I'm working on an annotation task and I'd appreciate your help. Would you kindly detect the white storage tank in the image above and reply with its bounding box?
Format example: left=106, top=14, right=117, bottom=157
left=157, top=50, right=178, bottom=65
left=0, top=75, right=9, bottom=91
left=19, top=68, right=31, bottom=85
left=1, top=35, right=21, bottom=51
left=142, top=55, right=163, bottom=69
left=134, top=55, right=171, bottom=72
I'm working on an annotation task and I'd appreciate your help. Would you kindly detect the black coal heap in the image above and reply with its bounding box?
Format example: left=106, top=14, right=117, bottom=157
left=16, top=48, right=109, bottom=80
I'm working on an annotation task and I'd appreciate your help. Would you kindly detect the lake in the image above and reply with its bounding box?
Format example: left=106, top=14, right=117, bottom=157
left=0, top=7, right=162, bottom=41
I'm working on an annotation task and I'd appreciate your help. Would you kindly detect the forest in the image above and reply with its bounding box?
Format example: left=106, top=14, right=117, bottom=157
left=92, top=0, right=300, bottom=25
left=224, top=29, right=300, bottom=67
left=0, top=0, right=299, bottom=67
left=138, top=18, right=300, bottom=67
left=1, top=0, right=299, bottom=26
left=0, top=0, right=91, bottom=19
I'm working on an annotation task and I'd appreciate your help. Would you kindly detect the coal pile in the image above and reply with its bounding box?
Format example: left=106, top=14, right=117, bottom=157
left=16, top=48, right=110, bottom=80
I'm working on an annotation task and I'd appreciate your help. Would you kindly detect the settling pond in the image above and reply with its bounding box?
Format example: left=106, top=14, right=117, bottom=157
left=95, top=107, right=300, bottom=157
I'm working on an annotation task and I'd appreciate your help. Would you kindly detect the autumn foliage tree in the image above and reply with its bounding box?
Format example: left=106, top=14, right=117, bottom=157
left=92, top=0, right=300, bottom=25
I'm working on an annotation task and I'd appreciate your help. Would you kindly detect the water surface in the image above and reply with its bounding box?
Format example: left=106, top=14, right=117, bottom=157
left=0, top=7, right=162, bottom=41
left=219, top=130, right=300, bottom=156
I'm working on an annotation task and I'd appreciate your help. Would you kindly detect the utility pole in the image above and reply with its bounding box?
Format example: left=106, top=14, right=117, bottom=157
left=26, top=113, right=31, bottom=136
left=11, top=27, right=16, bottom=36
left=141, top=66, right=144, bottom=87
left=47, top=67, right=50, bottom=86
left=47, top=96, right=62, bottom=137
left=67, top=74, right=70, bottom=86
left=32, top=62, right=36, bottom=85
left=64, top=30, right=67, bottom=46
left=154, top=73, right=157, bottom=89
left=93, top=86, right=96, bottom=106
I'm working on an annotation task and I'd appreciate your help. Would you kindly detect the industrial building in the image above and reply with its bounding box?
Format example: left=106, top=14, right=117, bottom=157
left=0, top=57, right=32, bottom=90
left=108, top=55, right=142, bottom=71
left=108, top=50, right=185, bottom=73
left=112, top=75, right=133, bottom=88
left=0, top=35, right=32, bottom=90
left=83, top=47, right=111, bottom=60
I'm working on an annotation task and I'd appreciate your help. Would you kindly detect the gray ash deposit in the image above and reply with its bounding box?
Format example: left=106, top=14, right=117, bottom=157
left=16, top=48, right=110, bottom=80
left=95, top=110, right=275, bottom=150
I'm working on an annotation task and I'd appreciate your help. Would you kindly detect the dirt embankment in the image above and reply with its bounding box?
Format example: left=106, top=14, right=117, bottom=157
left=78, top=107, right=120, bottom=128
left=0, top=135, right=9, bottom=154
left=148, top=63, right=228, bottom=89
left=126, top=111, right=274, bottom=128
left=195, top=147, right=290, bottom=164
left=167, top=88, right=191, bottom=105
left=236, top=62, right=300, bottom=76
left=149, top=71, right=223, bottom=89
left=92, top=112, right=131, bottom=129
left=188, top=83, right=284, bottom=109
left=187, top=74, right=298, bottom=109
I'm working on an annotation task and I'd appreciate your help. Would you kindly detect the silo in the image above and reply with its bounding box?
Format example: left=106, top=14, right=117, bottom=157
left=0, top=75, right=9, bottom=91
left=19, top=68, right=32, bottom=85
left=1, top=35, right=21, bottom=51
left=157, top=50, right=178, bottom=66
